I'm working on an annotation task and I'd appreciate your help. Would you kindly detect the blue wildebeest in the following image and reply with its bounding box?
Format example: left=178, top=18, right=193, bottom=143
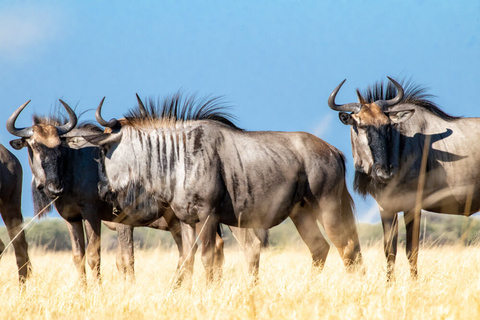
left=0, top=143, right=31, bottom=283
left=329, top=77, right=479, bottom=280
left=85, top=93, right=363, bottom=283
left=7, top=100, right=262, bottom=284
left=7, top=100, right=193, bottom=283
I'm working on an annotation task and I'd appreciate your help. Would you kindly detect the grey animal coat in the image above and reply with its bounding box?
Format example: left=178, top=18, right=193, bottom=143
left=88, top=94, right=362, bottom=282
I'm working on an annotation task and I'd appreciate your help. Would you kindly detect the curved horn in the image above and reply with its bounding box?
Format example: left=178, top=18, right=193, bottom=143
left=356, top=89, right=366, bottom=104
left=328, top=79, right=362, bottom=113
left=376, top=77, right=404, bottom=108
left=95, top=97, right=119, bottom=128
left=136, top=93, right=147, bottom=116
left=57, top=100, right=78, bottom=135
left=6, top=100, right=34, bottom=138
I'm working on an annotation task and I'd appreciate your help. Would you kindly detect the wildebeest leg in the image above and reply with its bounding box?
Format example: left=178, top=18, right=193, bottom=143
left=102, top=221, right=131, bottom=280
left=1, top=204, right=32, bottom=283
left=318, top=196, right=363, bottom=272
left=198, top=215, right=220, bottom=284
left=229, top=227, right=261, bottom=280
left=179, top=221, right=196, bottom=284
left=213, top=226, right=224, bottom=280
left=153, top=212, right=187, bottom=280
left=84, top=218, right=101, bottom=283
left=380, top=208, right=398, bottom=282
left=404, top=210, right=420, bottom=279
left=196, top=223, right=224, bottom=281
left=116, top=223, right=135, bottom=282
left=0, top=238, right=5, bottom=257
left=162, top=216, right=185, bottom=287
left=290, top=208, right=330, bottom=270
left=65, top=220, right=86, bottom=282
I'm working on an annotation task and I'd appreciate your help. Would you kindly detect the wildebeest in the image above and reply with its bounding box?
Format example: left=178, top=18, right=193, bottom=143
left=85, top=93, right=363, bottom=283
left=329, top=76, right=479, bottom=279
left=7, top=100, right=193, bottom=283
left=0, top=143, right=31, bottom=283
left=7, top=99, right=262, bottom=284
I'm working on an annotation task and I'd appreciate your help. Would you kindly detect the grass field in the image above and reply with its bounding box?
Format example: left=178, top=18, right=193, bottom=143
left=1, top=243, right=480, bottom=319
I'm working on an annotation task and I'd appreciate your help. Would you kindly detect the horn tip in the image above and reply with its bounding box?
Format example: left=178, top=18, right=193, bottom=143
left=387, top=76, right=397, bottom=83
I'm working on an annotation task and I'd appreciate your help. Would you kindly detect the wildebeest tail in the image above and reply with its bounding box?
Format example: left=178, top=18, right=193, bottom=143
left=341, top=182, right=362, bottom=261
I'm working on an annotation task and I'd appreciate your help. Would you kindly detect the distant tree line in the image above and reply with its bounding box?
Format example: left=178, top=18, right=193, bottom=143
left=1, top=212, right=480, bottom=252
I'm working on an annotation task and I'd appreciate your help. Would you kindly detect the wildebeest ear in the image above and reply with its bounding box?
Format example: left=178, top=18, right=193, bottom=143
left=339, top=112, right=354, bottom=125
left=63, top=137, right=88, bottom=148
left=387, top=109, right=415, bottom=123
left=82, top=132, right=122, bottom=147
left=10, top=139, right=27, bottom=150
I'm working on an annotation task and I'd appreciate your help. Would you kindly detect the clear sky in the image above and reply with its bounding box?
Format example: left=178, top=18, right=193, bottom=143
left=0, top=0, right=479, bottom=223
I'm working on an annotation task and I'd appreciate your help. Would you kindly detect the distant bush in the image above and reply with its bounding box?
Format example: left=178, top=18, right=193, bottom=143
left=1, top=212, right=479, bottom=252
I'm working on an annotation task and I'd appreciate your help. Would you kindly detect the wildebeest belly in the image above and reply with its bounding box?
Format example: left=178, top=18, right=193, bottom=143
left=423, top=193, right=480, bottom=215
left=377, top=184, right=480, bottom=215
left=218, top=178, right=304, bottom=229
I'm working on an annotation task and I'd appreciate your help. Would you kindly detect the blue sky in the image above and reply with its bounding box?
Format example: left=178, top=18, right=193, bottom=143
left=0, top=0, right=479, bottom=223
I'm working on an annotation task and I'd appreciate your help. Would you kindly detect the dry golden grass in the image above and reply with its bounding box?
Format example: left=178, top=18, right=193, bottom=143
left=1, top=244, right=480, bottom=319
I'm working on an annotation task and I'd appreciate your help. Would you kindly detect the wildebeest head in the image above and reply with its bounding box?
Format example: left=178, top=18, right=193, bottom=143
left=328, top=77, right=414, bottom=184
left=85, top=93, right=239, bottom=220
left=8, top=100, right=77, bottom=198
left=83, top=96, right=152, bottom=216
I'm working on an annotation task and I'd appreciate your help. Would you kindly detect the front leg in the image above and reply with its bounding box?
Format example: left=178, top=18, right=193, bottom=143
left=404, top=210, right=420, bottom=279
left=213, top=226, right=225, bottom=280
left=65, top=220, right=86, bottom=283
left=161, top=214, right=185, bottom=287
left=229, top=227, right=262, bottom=281
left=84, top=218, right=102, bottom=283
left=179, top=221, right=197, bottom=285
left=115, top=223, right=135, bottom=282
left=197, top=222, right=224, bottom=282
left=0, top=238, right=5, bottom=258
left=380, top=208, right=398, bottom=282
left=198, top=215, right=220, bottom=284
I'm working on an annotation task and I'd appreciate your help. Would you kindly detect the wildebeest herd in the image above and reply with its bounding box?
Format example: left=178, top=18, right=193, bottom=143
left=1, top=77, right=477, bottom=286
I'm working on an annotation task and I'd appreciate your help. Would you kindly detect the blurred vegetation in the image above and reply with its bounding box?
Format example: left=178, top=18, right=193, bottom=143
left=1, top=212, right=480, bottom=252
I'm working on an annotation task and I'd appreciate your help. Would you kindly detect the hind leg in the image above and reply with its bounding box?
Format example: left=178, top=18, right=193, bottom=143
left=1, top=205, right=32, bottom=283
left=290, top=207, right=330, bottom=270
left=317, top=199, right=362, bottom=272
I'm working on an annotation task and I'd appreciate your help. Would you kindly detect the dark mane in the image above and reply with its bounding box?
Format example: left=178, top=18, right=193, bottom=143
left=124, top=92, right=241, bottom=130
left=361, top=79, right=460, bottom=121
